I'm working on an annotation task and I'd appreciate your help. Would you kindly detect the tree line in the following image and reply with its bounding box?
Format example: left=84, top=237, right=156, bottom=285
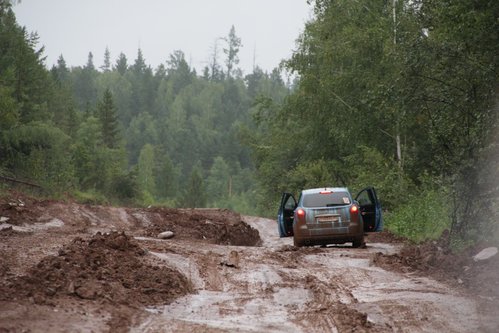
left=1, top=0, right=497, bottom=245
left=0, top=2, right=288, bottom=214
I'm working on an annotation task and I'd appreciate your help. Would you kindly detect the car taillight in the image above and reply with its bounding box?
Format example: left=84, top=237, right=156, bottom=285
left=296, top=208, right=306, bottom=221
left=350, top=205, right=359, bottom=222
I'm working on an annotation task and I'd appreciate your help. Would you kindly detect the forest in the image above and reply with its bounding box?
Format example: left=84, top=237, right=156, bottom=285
left=0, top=0, right=497, bottom=246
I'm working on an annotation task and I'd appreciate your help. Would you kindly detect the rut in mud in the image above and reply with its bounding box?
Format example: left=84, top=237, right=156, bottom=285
left=0, top=194, right=498, bottom=332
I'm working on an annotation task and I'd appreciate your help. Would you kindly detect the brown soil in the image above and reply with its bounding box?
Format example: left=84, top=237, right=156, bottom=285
left=138, top=207, right=261, bottom=246
left=371, top=231, right=499, bottom=330
left=1, top=231, right=192, bottom=307
left=372, top=232, right=499, bottom=298
left=0, top=191, right=262, bottom=332
left=365, top=230, right=407, bottom=243
left=1, top=191, right=497, bottom=332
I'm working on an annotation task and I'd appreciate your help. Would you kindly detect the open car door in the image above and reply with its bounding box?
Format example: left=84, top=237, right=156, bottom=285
left=277, top=192, right=297, bottom=237
left=355, top=187, right=383, bottom=232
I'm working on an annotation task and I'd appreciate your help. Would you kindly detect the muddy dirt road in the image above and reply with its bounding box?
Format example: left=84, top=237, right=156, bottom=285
left=0, top=196, right=497, bottom=332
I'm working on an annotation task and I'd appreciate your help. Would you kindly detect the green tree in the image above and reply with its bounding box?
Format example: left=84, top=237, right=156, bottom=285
left=51, top=55, right=70, bottom=84
left=223, top=25, right=242, bottom=79
left=206, top=156, right=230, bottom=202
left=101, top=46, right=111, bottom=72
left=181, top=162, right=206, bottom=208
left=0, top=2, right=75, bottom=192
left=167, top=50, right=194, bottom=95
left=129, top=48, right=155, bottom=117
left=1, top=122, right=74, bottom=190
left=207, top=38, right=223, bottom=81
left=0, top=5, right=51, bottom=123
left=405, top=0, right=499, bottom=239
left=73, top=52, right=98, bottom=110
left=72, top=116, right=103, bottom=189
left=72, top=115, right=126, bottom=193
left=96, top=70, right=133, bottom=126
left=126, top=112, right=157, bottom=165
left=0, top=84, right=18, bottom=131
left=97, top=88, right=121, bottom=148
left=137, top=143, right=155, bottom=196
left=154, top=152, right=179, bottom=200
left=114, top=52, right=128, bottom=75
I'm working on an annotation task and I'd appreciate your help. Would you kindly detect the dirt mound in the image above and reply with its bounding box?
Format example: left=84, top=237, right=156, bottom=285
left=0, top=191, right=262, bottom=247
left=139, top=208, right=262, bottom=246
left=0, top=231, right=192, bottom=307
left=0, top=190, right=65, bottom=225
left=372, top=234, right=499, bottom=302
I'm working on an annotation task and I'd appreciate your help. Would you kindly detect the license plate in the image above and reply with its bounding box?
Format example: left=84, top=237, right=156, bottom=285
left=317, top=216, right=340, bottom=223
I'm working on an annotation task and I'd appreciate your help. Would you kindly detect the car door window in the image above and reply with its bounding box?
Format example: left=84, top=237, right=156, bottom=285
left=284, top=195, right=296, bottom=210
left=357, top=190, right=373, bottom=206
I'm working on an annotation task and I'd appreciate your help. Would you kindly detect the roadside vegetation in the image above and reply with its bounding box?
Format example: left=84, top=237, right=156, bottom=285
left=248, top=0, right=498, bottom=248
left=0, top=0, right=497, bottom=248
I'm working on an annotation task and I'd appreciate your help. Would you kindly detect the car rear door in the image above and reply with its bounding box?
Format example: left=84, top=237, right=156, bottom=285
left=355, top=187, right=383, bottom=232
left=277, top=192, right=297, bottom=237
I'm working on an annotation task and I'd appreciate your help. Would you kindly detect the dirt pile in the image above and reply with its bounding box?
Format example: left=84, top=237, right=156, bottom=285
left=372, top=233, right=499, bottom=301
left=0, top=191, right=262, bottom=247
left=0, top=192, right=54, bottom=226
left=139, top=208, right=262, bottom=246
left=0, top=231, right=192, bottom=307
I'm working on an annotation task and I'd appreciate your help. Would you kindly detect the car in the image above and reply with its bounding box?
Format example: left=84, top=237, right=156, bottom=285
left=277, top=187, right=383, bottom=247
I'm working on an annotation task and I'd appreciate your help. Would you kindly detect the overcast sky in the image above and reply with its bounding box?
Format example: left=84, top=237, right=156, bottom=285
left=13, top=0, right=312, bottom=75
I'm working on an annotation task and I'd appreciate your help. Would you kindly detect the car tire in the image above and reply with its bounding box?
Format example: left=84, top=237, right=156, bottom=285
left=352, top=237, right=365, bottom=248
left=293, top=237, right=304, bottom=247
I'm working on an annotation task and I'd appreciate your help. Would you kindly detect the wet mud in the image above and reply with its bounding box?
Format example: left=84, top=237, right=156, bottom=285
left=0, top=193, right=497, bottom=332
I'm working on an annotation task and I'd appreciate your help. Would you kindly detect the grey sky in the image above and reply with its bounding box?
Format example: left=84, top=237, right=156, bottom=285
left=13, top=0, right=312, bottom=75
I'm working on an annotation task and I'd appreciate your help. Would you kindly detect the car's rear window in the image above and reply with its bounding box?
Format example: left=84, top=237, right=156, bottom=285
left=302, top=191, right=351, bottom=208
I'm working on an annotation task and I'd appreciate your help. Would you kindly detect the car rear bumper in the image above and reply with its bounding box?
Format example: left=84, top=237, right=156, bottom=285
left=293, top=223, right=363, bottom=245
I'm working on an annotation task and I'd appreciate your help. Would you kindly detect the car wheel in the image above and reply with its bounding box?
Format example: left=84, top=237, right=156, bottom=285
left=293, top=237, right=304, bottom=247
left=352, top=237, right=365, bottom=248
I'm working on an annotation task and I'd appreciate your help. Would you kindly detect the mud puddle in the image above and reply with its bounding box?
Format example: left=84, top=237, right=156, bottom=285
left=129, top=216, right=487, bottom=333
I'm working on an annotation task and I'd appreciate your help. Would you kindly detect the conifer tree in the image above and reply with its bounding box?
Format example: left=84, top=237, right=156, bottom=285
left=101, top=47, right=111, bottom=72
left=51, top=55, right=70, bottom=84
left=97, top=88, right=120, bottom=148
left=132, top=48, right=147, bottom=74
left=114, top=52, right=128, bottom=75
left=85, top=52, right=95, bottom=71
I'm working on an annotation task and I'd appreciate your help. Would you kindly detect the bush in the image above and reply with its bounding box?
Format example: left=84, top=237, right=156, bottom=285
left=108, top=170, right=140, bottom=202
left=386, top=185, right=451, bottom=242
left=345, top=146, right=413, bottom=211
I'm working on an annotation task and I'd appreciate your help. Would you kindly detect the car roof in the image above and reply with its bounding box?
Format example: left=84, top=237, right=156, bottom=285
left=301, top=187, right=350, bottom=195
